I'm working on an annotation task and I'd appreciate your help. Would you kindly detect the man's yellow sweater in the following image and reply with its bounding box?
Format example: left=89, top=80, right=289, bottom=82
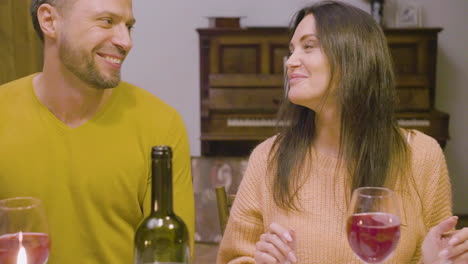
left=0, top=74, right=194, bottom=263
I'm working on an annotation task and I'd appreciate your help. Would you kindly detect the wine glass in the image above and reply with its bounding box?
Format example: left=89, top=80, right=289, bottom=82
left=0, top=197, right=51, bottom=264
left=346, top=187, right=400, bottom=264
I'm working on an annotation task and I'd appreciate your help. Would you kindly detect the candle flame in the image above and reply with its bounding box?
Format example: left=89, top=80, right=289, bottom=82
left=17, top=232, right=28, bottom=264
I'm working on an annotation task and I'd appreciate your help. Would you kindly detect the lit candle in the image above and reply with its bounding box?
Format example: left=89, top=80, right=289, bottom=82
left=17, top=232, right=28, bottom=264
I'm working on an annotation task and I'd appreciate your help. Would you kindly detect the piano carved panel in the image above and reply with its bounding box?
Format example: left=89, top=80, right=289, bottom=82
left=386, top=28, right=440, bottom=111
left=390, top=44, right=419, bottom=74
left=198, top=27, right=449, bottom=156
left=219, top=45, right=260, bottom=73
left=209, top=88, right=282, bottom=110
left=270, top=45, right=289, bottom=74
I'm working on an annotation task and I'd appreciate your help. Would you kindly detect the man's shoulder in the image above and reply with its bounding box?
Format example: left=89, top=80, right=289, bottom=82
left=116, top=81, right=183, bottom=128
left=0, top=74, right=35, bottom=94
left=0, top=74, right=35, bottom=105
left=118, top=81, right=175, bottom=112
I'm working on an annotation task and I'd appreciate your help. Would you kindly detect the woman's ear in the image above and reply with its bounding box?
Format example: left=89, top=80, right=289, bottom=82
left=37, top=4, right=60, bottom=40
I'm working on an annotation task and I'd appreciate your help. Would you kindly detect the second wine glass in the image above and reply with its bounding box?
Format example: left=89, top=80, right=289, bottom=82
left=346, top=187, right=401, bottom=264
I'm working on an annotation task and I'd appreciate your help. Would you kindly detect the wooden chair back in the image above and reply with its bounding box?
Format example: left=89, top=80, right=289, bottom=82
left=215, top=186, right=235, bottom=234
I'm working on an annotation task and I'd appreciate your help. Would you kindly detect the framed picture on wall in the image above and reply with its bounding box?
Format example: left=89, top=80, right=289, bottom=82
left=396, top=1, right=421, bottom=27
left=191, top=156, right=248, bottom=243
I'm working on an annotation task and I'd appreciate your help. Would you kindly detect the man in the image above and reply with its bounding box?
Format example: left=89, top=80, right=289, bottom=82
left=0, top=0, right=194, bottom=262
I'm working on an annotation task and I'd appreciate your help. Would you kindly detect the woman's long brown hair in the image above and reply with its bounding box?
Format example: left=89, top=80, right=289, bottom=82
left=269, top=1, right=409, bottom=210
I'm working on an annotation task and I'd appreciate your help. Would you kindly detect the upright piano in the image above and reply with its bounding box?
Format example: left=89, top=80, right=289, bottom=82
left=197, top=27, right=449, bottom=156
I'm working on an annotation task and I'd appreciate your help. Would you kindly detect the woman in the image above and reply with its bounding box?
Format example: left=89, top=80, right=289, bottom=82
left=217, top=1, right=467, bottom=263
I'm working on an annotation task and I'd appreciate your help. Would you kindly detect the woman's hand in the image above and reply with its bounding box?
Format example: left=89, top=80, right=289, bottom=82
left=422, top=216, right=468, bottom=263
left=254, top=222, right=297, bottom=264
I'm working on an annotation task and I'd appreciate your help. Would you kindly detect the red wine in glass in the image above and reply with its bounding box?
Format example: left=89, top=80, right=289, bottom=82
left=346, top=187, right=400, bottom=264
left=0, top=197, right=50, bottom=264
left=0, top=232, right=50, bottom=264
left=347, top=212, right=400, bottom=263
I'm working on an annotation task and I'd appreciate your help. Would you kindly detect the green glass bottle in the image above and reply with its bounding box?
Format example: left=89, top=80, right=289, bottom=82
left=134, top=146, right=190, bottom=264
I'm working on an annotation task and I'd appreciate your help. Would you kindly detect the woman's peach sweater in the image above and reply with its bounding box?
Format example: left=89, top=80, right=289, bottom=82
left=218, top=130, right=452, bottom=263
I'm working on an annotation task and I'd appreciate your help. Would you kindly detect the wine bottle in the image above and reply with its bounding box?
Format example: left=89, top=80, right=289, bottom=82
left=134, top=146, right=190, bottom=264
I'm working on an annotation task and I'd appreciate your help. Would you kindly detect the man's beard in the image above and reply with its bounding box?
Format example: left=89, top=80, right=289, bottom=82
left=58, top=36, right=121, bottom=89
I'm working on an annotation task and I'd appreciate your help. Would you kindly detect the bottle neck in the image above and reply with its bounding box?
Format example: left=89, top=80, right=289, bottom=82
left=151, top=156, right=173, bottom=215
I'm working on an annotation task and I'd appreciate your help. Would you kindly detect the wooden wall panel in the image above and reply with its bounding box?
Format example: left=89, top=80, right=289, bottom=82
left=0, top=0, right=43, bottom=85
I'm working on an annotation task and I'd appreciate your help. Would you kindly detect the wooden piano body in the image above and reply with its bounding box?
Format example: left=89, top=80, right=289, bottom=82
left=198, top=27, right=449, bottom=156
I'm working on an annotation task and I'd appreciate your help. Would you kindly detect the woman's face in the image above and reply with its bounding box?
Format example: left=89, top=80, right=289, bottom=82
left=286, top=14, right=334, bottom=111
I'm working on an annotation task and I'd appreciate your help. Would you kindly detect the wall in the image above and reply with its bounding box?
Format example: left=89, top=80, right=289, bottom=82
left=422, top=0, right=468, bottom=214
left=122, top=0, right=467, bottom=214
left=123, top=0, right=366, bottom=156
